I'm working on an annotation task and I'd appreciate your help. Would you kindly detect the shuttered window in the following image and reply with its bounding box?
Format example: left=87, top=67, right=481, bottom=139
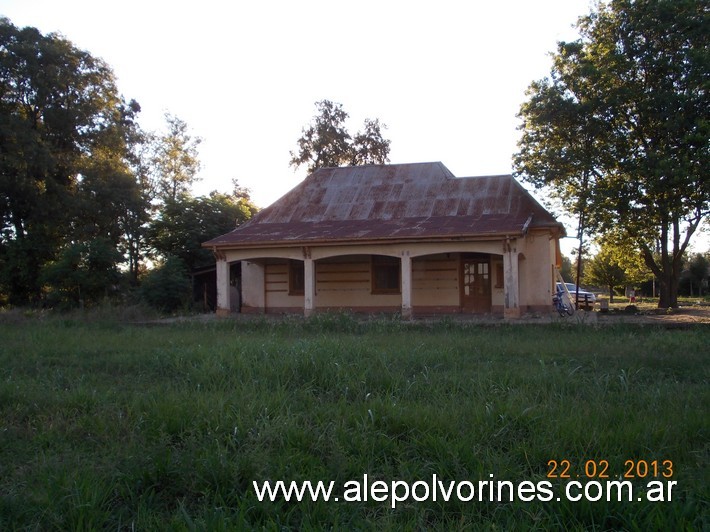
left=289, top=260, right=304, bottom=295
left=371, top=255, right=400, bottom=294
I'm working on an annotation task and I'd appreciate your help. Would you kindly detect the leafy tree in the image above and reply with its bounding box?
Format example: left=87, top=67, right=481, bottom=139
left=350, top=118, right=391, bottom=166
left=153, top=113, right=201, bottom=203
left=586, top=246, right=626, bottom=302
left=601, top=233, right=655, bottom=290
left=74, top=102, right=145, bottom=244
left=149, top=188, right=257, bottom=272
left=514, top=56, right=609, bottom=290
left=144, top=187, right=256, bottom=311
left=139, top=256, right=192, bottom=312
left=0, top=18, right=140, bottom=304
left=686, top=252, right=709, bottom=296
left=290, top=100, right=391, bottom=173
left=40, top=237, right=122, bottom=307
left=559, top=254, right=574, bottom=283
left=514, top=0, right=709, bottom=308
left=119, top=102, right=158, bottom=285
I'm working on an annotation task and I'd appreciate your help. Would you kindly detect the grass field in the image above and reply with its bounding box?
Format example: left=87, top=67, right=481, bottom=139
left=0, top=313, right=707, bottom=530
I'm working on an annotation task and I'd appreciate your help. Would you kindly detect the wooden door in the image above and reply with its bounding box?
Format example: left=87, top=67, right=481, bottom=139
left=462, top=257, right=491, bottom=313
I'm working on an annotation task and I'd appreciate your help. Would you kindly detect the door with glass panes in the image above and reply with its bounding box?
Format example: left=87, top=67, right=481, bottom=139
left=461, top=256, right=491, bottom=312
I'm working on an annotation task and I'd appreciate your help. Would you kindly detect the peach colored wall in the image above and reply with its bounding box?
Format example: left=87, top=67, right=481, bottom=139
left=258, top=252, right=533, bottom=311
left=411, top=254, right=459, bottom=307
left=237, top=235, right=559, bottom=314
left=518, top=230, right=555, bottom=311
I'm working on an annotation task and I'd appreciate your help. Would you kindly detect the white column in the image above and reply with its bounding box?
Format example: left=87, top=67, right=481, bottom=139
left=304, top=258, right=315, bottom=317
left=401, top=252, right=412, bottom=319
left=242, top=260, right=265, bottom=313
left=215, top=257, right=230, bottom=315
left=503, top=241, right=520, bottom=319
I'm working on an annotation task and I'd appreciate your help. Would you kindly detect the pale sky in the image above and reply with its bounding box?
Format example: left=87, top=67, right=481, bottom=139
left=9, top=1, right=706, bottom=256
left=1, top=0, right=593, bottom=201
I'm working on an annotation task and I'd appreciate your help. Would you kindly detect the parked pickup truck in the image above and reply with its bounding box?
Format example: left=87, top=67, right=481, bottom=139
left=556, top=283, right=596, bottom=310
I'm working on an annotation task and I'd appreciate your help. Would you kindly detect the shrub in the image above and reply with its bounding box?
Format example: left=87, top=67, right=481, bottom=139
left=40, top=238, right=122, bottom=309
left=140, top=257, right=191, bottom=312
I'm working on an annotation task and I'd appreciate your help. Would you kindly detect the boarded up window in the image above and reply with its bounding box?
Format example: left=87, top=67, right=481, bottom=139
left=289, top=260, right=304, bottom=295
left=372, top=255, right=400, bottom=294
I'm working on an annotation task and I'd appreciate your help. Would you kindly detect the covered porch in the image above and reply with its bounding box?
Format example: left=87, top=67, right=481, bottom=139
left=214, top=240, right=529, bottom=319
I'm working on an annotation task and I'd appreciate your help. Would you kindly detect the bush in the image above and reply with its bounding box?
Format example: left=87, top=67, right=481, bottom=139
left=40, top=238, right=122, bottom=309
left=140, top=257, right=191, bottom=312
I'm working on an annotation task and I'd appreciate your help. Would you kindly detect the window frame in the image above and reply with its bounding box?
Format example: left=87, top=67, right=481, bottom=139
left=288, top=260, right=305, bottom=296
left=371, top=255, right=401, bottom=294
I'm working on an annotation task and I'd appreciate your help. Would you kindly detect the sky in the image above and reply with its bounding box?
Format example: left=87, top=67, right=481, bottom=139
left=3, top=0, right=705, bottom=255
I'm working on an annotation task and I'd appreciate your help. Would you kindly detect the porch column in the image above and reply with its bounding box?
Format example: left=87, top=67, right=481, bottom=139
left=503, top=240, right=520, bottom=319
left=401, top=252, right=412, bottom=319
left=304, top=257, right=315, bottom=317
left=242, top=260, right=265, bottom=313
left=215, top=257, right=230, bottom=316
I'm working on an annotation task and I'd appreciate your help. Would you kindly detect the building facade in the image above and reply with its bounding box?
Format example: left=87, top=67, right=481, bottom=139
left=203, top=162, right=564, bottom=318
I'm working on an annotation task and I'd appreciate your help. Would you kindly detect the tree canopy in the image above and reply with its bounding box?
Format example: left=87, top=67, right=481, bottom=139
left=0, top=18, right=257, bottom=309
left=149, top=188, right=257, bottom=272
left=153, top=113, right=202, bottom=203
left=685, top=252, right=709, bottom=296
left=0, top=17, right=141, bottom=304
left=586, top=244, right=627, bottom=302
left=514, top=0, right=709, bottom=308
left=289, top=100, right=391, bottom=173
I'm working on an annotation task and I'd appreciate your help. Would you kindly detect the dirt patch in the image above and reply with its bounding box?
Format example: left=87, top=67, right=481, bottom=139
left=596, top=305, right=710, bottom=326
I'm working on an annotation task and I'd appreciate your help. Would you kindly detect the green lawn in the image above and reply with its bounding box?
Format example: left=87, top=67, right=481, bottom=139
left=0, top=314, right=707, bottom=530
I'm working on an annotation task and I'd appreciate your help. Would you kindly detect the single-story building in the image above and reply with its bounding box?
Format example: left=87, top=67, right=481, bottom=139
left=203, top=162, right=565, bottom=318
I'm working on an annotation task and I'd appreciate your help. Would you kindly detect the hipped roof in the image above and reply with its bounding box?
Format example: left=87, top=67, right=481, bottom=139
left=204, top=162, right=564, bottom=249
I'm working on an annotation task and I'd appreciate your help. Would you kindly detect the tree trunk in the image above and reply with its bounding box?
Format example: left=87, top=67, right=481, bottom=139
left=608, top=285, right=615, bottom=303
left=669, top=269, right=679, bottom=308
left=641, top=243, right=668, bottom=308
left=574, top=208, right=586, bottom=309
left=641, top=216, right=683, bottom=310
left=657, top=273, right=671, bottom=308
left=129, top=240, right=140, bottom=286
left=655, top=261, right=682, bottom=309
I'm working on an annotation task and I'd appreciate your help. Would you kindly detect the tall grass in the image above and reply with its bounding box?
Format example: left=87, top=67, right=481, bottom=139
left=0, top=315, right=707, bottom=530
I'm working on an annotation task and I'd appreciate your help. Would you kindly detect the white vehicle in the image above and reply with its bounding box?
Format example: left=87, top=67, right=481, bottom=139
left=556, top=283, right=596, bottom=310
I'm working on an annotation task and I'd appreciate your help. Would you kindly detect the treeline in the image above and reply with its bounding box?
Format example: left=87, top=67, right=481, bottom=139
left=0, top=18, right=257, bottom=310
left=561, top=247, right=710, bottom=302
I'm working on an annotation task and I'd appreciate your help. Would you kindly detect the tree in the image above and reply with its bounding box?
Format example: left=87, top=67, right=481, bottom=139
left=600, top=232, right=655, bottom=291
left=153, top=113, right=201, bottom=203
left=0, top=18, right=139, bottom=304
left=74, top=100, right=146, bottom=247
left=146, top=187, right=257, bottom=312
left=350, top=118, right=391, bottom=166
left=514, top=0, right=709, bottom=309
left=109, top=100, right=161, bottom=286
left=139, top=256, right=192, bottom=312
left=559, top=254, right=574, bottom=283
left=289, top=100, right=391, bottom=173
left=514, top=44, right=612, bottom=293
left=41, top=237, right=122, bottom=308
left=149, top=188, right=257, bottom=272
left=686, top=252, right=709, bottom=296
left=586, top=246, right=626, bottom=302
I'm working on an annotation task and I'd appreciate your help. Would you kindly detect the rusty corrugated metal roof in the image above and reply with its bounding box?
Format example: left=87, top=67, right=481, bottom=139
left=204, top=162, right=564, bottom=248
